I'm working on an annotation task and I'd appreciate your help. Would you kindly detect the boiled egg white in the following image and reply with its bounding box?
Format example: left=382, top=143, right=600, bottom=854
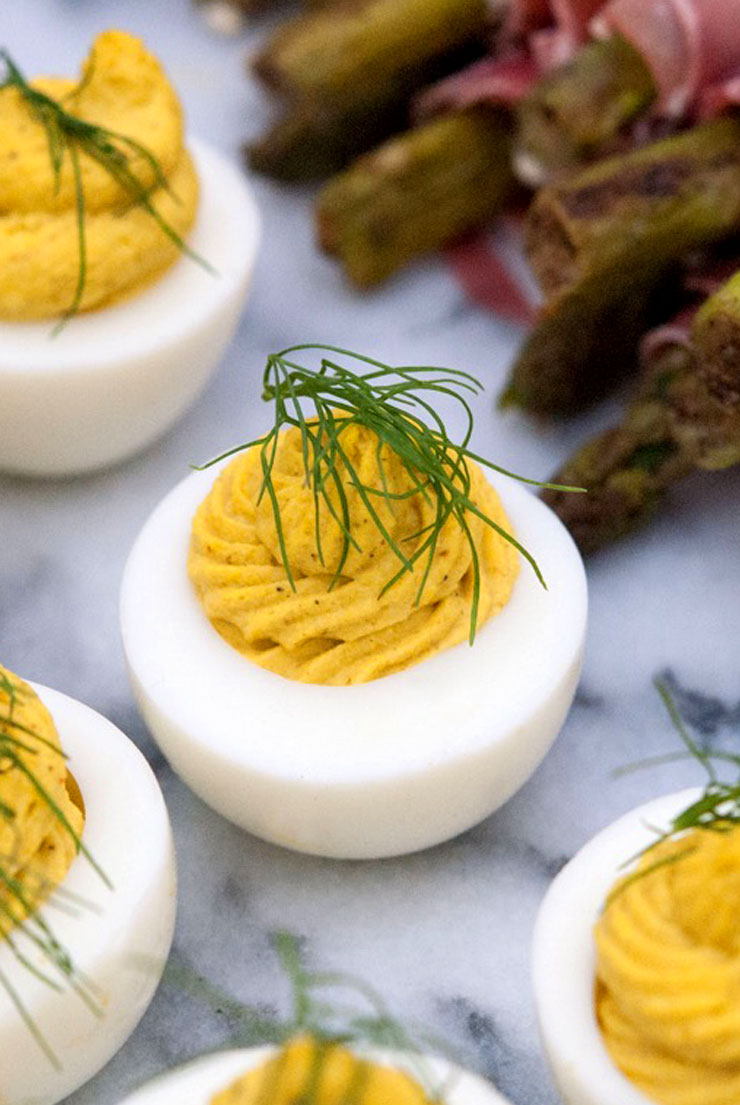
left=0, top=139, right=259, bottom=477
left=0, top=681, right=176, bottom=1105
left=114, top=1045, right=512, bottom=1105
left=120, top=461, right=587, bottom=859
left=532, top=789, right=700, bottom=1105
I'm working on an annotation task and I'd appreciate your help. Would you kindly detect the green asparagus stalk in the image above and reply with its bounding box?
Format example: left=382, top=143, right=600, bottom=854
left=540, top=345, right=695, bottom=552
left=693, top=270, right=740, bottom=413
left=514, top=35, right=656, bottom=186
left=503, top=116, right=740, bottom=414
left=316, top=108, right=514, bottom=286
left=248, top=97, right=411, bottom=181
left=252, top=0, right=489, bottom=105
left=542, top=275, right=740, bottom=552
left=248, top=0, right=489, bottom=178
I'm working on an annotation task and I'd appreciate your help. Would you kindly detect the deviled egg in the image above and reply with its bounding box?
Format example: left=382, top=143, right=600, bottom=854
left=0, top=666, right=175, bottom=1105
left=115, top=1037, right=512, bottom=1105
left=121, top=349, right=587, bottom=859
left=0, top=31, right=259, bottom=477
left=532, top=787, right=738, bottom=1105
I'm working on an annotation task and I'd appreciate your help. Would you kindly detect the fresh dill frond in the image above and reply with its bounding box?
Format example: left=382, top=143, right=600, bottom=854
left=652, top=677, right=740, bottom=837
left=166, top=932, right=452, bottom=1102
left=609, top=678, right=740, bottom=903
left=197, top=345, right=584, bottom=644
left=0, top=48, right=213, bottom=332
left=0, top=669, right=107, bottom=1067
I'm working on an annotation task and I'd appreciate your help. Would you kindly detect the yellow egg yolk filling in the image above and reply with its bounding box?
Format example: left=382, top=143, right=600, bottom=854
left=595, top=827, right=740, bottom=1105
left=211, top=1036, right=438, bottom=1104
left=0, top=30, right=198, bottom=320
left=189, top=421, right=519, bottom=685
left=0, top=665, right=84, bottom=938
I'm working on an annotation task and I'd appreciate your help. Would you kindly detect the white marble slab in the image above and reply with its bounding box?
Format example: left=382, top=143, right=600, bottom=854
left=2, top=3, right=740, bottom=1103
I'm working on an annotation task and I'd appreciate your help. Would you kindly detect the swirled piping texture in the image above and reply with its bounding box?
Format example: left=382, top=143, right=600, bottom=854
left=188, top=422, right=519, bottom=685
left=596, top=827, right=740, bottom=1104
left=211, top=1036, right=433, bottom=1104
left=0, top=665, right=84, bottom=937
left=0, top=30, right=198, bottom=320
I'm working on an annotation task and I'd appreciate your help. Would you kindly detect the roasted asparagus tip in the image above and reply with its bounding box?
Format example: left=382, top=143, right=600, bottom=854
left=316, top=108, right=513, bottom=286
left=504, top=116, right=740, bottom=415
left=694, top=270, right=740, bottom=409
left=514, top=33, right=656, bottom=185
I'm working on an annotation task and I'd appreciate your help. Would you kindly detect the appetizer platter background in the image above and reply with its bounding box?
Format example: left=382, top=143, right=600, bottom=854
left=3, top=3, right=740, bottom=1102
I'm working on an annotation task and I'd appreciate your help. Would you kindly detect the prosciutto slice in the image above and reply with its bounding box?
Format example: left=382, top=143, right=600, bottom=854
left=640, top=307, right=696, bottom=362
left=700, top=75, right=740, bottom=119
left=593, top=0, right=740, bottom=116
left=445, top=216, right=539, bottom=325
left=502, top=0, right=552, bottom=35
left=415, top=51, right=540, bottom=115
left=419, top=0, right=604, bottom=115
left=527, top=0, right=606, bottom=68
left=642, top=252, right=740, bottom=361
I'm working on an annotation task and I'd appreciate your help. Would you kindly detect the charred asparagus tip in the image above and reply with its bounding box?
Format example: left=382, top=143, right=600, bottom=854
left=316, top=108, right=513, bottom=286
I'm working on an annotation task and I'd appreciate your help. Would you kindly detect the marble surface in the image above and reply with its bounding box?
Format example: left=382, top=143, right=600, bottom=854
left=2, top=3, right=740, bottom=1103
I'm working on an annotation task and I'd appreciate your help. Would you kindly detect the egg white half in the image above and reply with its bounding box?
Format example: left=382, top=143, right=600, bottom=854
left=0, top=138, right=260, bottom=477
left=115, top=1045, right=511, bottom=1105
left=120, top=463, right=587, bottom=859
left=532, top=789, right=701, bottom=1105
left=0, top=683, right=176, bottom=1105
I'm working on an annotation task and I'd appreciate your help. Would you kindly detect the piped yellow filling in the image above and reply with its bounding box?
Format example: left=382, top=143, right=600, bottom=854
left=0, top=30, right=198, bottom=320
left=595, top=827, right=740, bottom=1104
left=0, top=665, right=84, bottom=937
left=211, top=1036, right=437, bottom=1104
left=189, top=421, right=519, bottom=685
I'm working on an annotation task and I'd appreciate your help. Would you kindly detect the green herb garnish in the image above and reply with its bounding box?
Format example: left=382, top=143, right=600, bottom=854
left=165, top=931, right=452, bottom=1102
left=198, top=345, right=583, bottom=644
left=0, top=48, right=213, bottom=332
left=0, top=669, right=108, bottom=1067
left=608, top=678, right=740, bottom=902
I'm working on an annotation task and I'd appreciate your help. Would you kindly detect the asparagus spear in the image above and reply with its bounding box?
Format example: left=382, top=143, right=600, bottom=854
left=252, top=0, right=489, bottom=105
left=248, top=0, right=489, bottom=178
left=316, top=108, right=514, bottom=286
left=540, top=345, right=694, bottom=552
left=248, top=97, right=411, bottom=181
left=504, top=116, right=740, bottom=414
left=542, top=277, right=740, bottom=552
left=693, top=270, right=740, bottom=414
left=515, top=34, right=657, bottom=185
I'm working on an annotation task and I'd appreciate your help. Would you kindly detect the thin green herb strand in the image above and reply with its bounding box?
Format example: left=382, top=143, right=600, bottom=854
left=608, top=679, right=740, bottom=903
left=197, top=346, right=584, bottom=643
left=0, top=49, right=214, bottom=331
left=0, top=671, right=109, bottom=1061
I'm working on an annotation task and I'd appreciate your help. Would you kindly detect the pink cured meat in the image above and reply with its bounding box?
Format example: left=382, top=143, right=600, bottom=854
left=418, top=0, right=603, bottom=116
left=594, top=0, right=740, bottom=116
left=641, top=252, right=740, bottom=361
left=503, top=0, right=602, bottom=37
left=445, top=217, right=538, bottom=325
left=415, top=51, right=540, bottom=115
left=640, top=307, right=696, bottom=362
left=701, top=75, right=740, bottom=118
left=503, top=0, right=552, bottom=35
left=528, top=0, right=606, bottom=67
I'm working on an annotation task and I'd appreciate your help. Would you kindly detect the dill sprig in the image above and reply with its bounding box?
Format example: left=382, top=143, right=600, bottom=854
left=648, top=678, right=740, bottom=838
left=0, top=669, right=107, bottom=1068
left=198, top=344, right=583, bottom=644
left=608, top=678, right=740, bottom=903
left=165, top=932, right=451, bottom=1102
left=0, top=48, right=213, bottom=332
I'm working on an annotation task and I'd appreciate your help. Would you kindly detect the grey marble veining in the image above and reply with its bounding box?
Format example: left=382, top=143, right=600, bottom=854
left=2, top=4, right=740, bottom=1104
